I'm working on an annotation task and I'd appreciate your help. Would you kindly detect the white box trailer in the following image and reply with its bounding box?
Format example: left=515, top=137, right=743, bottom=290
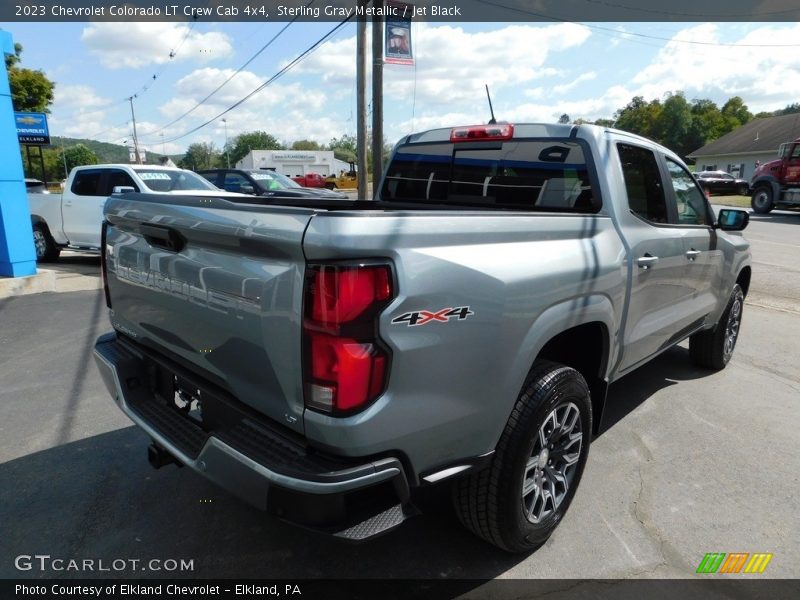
left=237, top=150, right=351, bottom=178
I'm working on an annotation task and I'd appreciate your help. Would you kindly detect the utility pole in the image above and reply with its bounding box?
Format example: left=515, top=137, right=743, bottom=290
left=128, top=95, right=142, bottom=164
left=222, top=118, right=231, bottom=168
left=356, top=2, right=368, bottom=197
left=371, top=1, right=384, bottom=196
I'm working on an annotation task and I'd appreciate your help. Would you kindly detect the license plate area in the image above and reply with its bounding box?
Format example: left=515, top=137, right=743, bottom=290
left=173, top=376, right=205, bottom=426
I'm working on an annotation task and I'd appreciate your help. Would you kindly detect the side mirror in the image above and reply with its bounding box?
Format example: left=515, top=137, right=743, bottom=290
left=716, top=209, right=749, bottom=231
left=112, top=186, right=136, bottom=195
left=240, top=184, right=256, bottom=195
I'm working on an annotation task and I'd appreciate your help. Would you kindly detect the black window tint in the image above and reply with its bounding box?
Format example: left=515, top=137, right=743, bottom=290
left=103, top=170, right=139, bottom=195
left=381, top=139, right=598, bottom=212
left=199, top=171, right=219, bottom=186
left=666, top=159, right=709, bottom=226
left=617, top=143, right=668, bottom=224
left=70, top=170, right=103, bottom=196
left=223, top=172, right=251, bottom=193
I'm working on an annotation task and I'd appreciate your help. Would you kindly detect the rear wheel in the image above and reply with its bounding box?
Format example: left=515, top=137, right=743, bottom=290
left=325, top=182, right=336, bottom=190
left=689, top=284, right=744, bottom=370
left=751, top=186, right=773, bottom=214
left=32, top=223, right=60, bottom=262
left=738, top=184, right=749, bottom=196
left=453, top=360, right=592, bottom=552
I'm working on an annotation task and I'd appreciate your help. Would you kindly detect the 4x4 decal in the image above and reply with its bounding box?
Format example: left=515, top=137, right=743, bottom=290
left=391, top=306, right=474, bottom=326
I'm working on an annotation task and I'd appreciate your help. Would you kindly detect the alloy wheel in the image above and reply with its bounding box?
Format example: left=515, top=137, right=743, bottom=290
left=522, top=402, right=583, bottom=524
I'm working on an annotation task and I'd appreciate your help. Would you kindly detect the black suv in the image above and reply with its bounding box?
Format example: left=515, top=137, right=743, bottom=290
left=695, top=171, right=749, bottom=196
left=198, top=168, right=348, bottom=199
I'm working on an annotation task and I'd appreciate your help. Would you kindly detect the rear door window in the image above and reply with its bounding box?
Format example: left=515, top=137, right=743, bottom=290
left=70, top=170, right=104, bottom=196
left=617, top=143, right=669, bottom=224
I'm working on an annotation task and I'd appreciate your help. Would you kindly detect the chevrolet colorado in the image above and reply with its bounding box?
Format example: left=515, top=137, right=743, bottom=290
left=93, top=123, right=751, bottom=552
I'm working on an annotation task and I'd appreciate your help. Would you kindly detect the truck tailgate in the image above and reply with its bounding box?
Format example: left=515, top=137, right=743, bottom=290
left=103, top=195, right=315, bottom=435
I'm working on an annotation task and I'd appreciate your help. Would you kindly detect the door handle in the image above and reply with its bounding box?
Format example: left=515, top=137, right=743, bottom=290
left=140, top=224, right=185, bottom=252
left=636, top=254, right=659, bottom=270
left=685, top=249, right=702, bottom=261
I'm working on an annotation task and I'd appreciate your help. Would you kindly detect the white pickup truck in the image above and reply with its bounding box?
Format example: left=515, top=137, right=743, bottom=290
left=27, top=164, right=223, bottom=262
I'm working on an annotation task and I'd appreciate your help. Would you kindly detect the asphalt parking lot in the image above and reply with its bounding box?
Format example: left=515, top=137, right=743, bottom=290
left=0, top=209, right=798, bottom=582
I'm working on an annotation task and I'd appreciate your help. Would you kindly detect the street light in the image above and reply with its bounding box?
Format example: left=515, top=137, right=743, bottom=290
left=221, top=118, right=230, bottom=168
left=159, top=132, right=166, bottom=157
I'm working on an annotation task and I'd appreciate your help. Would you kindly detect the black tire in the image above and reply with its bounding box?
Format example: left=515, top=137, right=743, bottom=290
left=689, top=283, right=744, bottom=370
left=751, top=186, right=773, bottom=214
left=32, top=223, right=60, bottom=262
left=324, top=182, right=336, bottom=190
left=738, top=184, right=749, bottom=196
left=452, top=360, right=592, bottom=553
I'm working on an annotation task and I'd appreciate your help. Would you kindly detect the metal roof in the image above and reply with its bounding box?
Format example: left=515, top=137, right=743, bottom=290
left=688, top=113, right=800, bottom=158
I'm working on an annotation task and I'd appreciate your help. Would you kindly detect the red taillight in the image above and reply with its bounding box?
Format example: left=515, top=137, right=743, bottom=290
left=303, top=264, right=394, bottom=415
left=310, top=266, right=392, bottom=325
left=450, top=123, right=514, bottom=142
left=100, top=221, right=111, bottom=308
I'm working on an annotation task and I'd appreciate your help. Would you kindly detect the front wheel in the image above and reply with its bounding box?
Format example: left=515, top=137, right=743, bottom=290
left=751, top=187, right=773, bottom=214
left=689, top=284, right=744, bottom=370
left=453, top=360, right=592, bottom=553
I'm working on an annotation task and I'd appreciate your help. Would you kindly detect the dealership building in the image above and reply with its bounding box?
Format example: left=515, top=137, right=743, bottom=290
left=236, top=150, right=353, bottom=178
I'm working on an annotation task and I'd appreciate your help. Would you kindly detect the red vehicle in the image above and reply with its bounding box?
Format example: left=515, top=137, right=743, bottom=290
left=291, top=172, right=327, bottom=188
left=750, top=138, right=800, bottom=213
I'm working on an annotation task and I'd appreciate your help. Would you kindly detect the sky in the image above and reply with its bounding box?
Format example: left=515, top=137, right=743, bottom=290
left=2, top=19, right=800, bottom=156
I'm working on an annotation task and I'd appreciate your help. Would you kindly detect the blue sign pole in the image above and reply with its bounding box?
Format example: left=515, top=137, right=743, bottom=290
left=0, top=30, right=36, bottom=277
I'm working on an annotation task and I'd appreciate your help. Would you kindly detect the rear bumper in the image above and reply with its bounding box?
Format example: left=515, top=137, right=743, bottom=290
left=93, top=332, right=414, bottom=540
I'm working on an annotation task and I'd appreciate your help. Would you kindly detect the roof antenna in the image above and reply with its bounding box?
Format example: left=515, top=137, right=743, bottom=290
left=485, top=84, right=496, bottom=124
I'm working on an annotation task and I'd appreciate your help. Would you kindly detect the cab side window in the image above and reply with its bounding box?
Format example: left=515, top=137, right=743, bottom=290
left=103, top=170, right=139, bottom=195
left=70, top=170, right=103, bottom=196
left=666, top=159, right=709, bottom=226
left=223, top=172, right=252, bottom=193
left=617, top=143, right=668, bottom=224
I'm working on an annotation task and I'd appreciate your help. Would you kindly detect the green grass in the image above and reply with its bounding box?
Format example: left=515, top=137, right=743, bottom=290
left=708, top=195, right=751, bottom=209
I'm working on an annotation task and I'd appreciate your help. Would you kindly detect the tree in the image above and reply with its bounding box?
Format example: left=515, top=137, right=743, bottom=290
left=774, top=103, right=800, bottom=116
left=328, top=134, right=357, bottom=163
left=59, top=144, right=98, bottom=173
left=179, top=142, right=219, bottom=170
left=720, top=96, right=752, bottom=134
left=613, top=96, right=662, bottom=139
left=291, top=139, right=322, bottom=151
left=558, top=113, right=570, bottom=124
left=656, top=92, right=693, bottom=157
left=686, top=98, right=724, bottom=153
left=6, top=43, right=55, bottom=113
left=227, top=131, right=283, bottom=166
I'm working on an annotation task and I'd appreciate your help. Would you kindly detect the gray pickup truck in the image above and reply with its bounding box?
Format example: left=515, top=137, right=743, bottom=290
left=93, top=123, right=751, bottom=552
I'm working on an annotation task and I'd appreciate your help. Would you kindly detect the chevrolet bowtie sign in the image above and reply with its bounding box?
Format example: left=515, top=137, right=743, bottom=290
left=15, top=111, right=50, bottom=145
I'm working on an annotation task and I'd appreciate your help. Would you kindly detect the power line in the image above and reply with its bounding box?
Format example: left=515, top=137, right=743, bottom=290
left=159, top=17, right=354, bottom=145
left=577, top=0, right=800, bottom=19
left=476, top=0, right=800, bottom=47
left=140, top=0, right=317, bottom=141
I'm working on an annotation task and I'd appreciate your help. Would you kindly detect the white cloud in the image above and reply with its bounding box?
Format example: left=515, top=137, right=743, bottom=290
left=54, top=84, right=112, bottom=110
left=551, top=72, right=597, bottom=95
left=293, top=23, right=591, bottom=107
left=133, top=68, right=334, bottom=147
left=81, top=23, right=234, bottom=69
left=630, top=23, right=800, bottom=113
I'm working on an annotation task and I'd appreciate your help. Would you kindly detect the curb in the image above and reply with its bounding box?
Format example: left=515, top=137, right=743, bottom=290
left=0, top=270, right=56, bottom=299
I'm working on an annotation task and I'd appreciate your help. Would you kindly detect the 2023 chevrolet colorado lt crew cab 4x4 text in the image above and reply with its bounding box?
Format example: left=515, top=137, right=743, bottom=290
left=93, top=123, right=751, bottom=552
